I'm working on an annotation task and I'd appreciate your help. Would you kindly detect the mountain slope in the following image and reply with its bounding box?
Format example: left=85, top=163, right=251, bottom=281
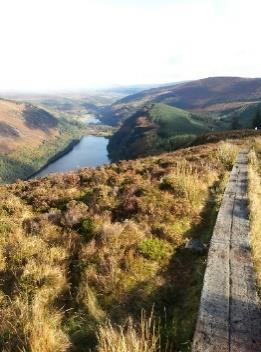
left=0, top=137, right=252, bottom=352
left=108, top=103, right=218, bottom=160
left=223, top=101, right=261, bottom=129
left=0, top=99, right=59, bottom=153
left=0, top=98, right=84, bottom=183
left=101, top=77, right=261, bottom=125
left=149, top=104, right=208, bottom=136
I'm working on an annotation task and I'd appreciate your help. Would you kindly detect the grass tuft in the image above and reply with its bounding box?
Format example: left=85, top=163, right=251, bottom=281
left=97, top=309, right=163, bottom=352
left=215, top=141, right=238, bottom=170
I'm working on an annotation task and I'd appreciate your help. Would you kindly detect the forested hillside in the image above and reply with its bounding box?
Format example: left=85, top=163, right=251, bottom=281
left=107, top=101, right=261, bottom=161
left=108, top=103, right=213, bottom=160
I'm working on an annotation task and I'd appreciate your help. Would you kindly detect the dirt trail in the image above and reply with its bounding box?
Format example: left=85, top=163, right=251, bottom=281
left=193, top=150, right=261, bottom=352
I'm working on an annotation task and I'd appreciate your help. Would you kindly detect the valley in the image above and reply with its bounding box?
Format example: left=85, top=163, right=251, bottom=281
left=103, top=77, right=261, bottom=160
left=0, top=93, right=115, bottom=183
left=0, top=77, right=261, bottom=352
left=2, top=77, right=261, bottom=182
left=2, top=0, right=261, bottom=350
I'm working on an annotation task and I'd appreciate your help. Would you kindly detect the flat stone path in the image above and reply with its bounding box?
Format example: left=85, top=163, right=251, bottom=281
left=193, top=150, right=261, bottom=352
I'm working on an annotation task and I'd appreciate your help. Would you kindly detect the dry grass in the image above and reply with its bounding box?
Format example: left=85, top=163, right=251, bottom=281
left=26, top=297, right=70, bottom=352
left=0, top=190, right=70, bottom=352
left=97, top=310, right=162, bottom=352
left=0, top=139, right=250, bottom=351
left=248, top=138, right=261, bottom=296
left=160, top=160, right=212, bottom=208
left=215, top=141, right=239, bottom=170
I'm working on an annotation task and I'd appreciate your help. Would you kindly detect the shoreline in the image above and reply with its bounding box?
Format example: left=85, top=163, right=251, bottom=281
left=26, top=138, right=81, bottom=180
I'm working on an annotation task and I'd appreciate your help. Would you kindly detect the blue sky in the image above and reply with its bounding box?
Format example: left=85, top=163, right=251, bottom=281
left=0, top=0, right=260, bottom=91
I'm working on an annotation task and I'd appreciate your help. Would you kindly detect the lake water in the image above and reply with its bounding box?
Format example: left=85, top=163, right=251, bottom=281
left=34, top=135, right=110, bottom=178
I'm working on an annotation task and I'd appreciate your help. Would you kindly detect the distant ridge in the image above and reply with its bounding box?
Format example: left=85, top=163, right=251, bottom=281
left=101, top=76, right=261, bottom=125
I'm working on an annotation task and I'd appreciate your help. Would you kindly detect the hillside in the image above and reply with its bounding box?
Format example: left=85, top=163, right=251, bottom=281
left=221, top=101, right=261, bottom=129
left=100, top=77, right=261, bottom=125
left=108, top=103, right=222, bottom=161
left=149, top=104, right=208, bottom=135
left=0, top=98, right=84, bottom=183
left=0, top=99, right=58, bottom=153
left=1, top=137, right=255, bottom=352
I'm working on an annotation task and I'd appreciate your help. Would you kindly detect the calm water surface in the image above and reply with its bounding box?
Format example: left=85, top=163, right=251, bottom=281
left=34, top=135, right=110, bottom=178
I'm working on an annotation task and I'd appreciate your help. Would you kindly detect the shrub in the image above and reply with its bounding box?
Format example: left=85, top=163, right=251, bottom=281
left=80, top=218, right=96, bottom=240
left=156, top=134, right=196, bottom=152
left=215, top=142, right=238, bottom=170
left=61, top=201, right=89, bottom=228
left=159, top=163, right=204, bottom=207
left=138, top=238, right=170, bottom=261
left=160, top=175, right=187, bottom=197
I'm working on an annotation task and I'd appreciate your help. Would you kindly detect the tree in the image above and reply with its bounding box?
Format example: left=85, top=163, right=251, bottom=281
left=232, top=115, right=241, bottom=129
left=252, top=110, right=261, bottom=129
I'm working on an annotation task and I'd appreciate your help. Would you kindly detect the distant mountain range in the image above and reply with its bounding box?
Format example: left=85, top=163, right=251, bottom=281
left=0, top=83, right=182, bottom=116
left=98, top=81, right=184, bottom=96
left=101, top=76, right=261, bottom=125
left=105, top=77, right=261, bottom=159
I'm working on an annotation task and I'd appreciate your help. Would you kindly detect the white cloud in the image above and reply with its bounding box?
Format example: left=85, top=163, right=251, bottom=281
left=0, top=0, right=260, bottom=91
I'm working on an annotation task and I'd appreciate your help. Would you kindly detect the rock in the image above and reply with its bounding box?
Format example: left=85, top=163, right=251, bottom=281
left=185, top=239, right=206, bottom=253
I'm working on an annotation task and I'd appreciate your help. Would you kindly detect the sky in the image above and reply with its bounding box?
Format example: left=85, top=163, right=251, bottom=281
left=0, top=0, right=261, bottom=91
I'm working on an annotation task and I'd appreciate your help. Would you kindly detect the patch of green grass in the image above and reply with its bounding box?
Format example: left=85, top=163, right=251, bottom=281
left=149, top=103, right=208, bottom=137
left=138, top=238, right=171, bottom=261
left=80, top=218, right=96, bottom=240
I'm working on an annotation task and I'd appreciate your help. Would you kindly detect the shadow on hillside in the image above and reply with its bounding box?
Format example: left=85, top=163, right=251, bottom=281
left=23, top=105, right=58, bottom=132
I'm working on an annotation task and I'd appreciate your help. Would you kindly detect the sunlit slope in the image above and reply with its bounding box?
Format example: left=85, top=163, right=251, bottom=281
left=0, top=98, right=59, bottom=153
left=1, top=137, right=253, bottom=352
left=149, top=103, right=208, bottom=136
left=0, top=98, right=84, bottom=183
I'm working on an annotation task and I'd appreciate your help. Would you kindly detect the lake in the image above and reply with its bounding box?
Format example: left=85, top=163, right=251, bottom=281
left=34, top=135, right=110, bottom=178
